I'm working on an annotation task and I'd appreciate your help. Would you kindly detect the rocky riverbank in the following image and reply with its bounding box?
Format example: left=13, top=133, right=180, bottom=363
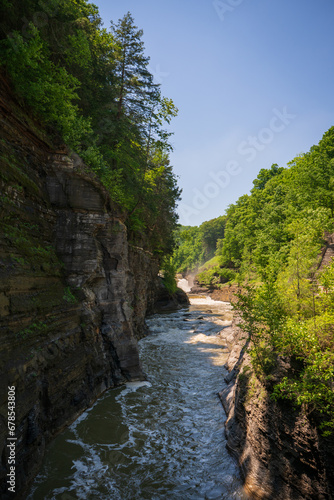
left=219, top=319, right=334, bottom=500
left=185, top=273, right=239, bottom=303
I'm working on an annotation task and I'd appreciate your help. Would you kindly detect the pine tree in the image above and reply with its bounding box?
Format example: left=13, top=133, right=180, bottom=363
left=110, top=12, right=159, bottom=126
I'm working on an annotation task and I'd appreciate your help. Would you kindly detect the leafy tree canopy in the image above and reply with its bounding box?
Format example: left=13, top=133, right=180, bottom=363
left=0, top=0, right=180, bottom=256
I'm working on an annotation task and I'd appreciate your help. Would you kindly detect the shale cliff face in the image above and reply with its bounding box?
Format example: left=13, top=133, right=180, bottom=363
left=0, top=76, right=165, bottom=497
left=220, top=322, right=334, bottom=500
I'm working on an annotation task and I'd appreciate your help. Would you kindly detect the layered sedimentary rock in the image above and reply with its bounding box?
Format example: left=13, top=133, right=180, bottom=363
left=0, top=74, right=180, bottom=497
left=220, top=321, right=334, bottom=500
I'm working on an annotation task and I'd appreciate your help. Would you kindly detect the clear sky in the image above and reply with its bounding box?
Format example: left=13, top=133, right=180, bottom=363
left=94, top=0, right=334, bottom=226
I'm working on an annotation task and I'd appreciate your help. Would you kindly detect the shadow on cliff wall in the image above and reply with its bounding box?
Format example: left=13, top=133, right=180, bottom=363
left=226, top=354, right=334, bottom=500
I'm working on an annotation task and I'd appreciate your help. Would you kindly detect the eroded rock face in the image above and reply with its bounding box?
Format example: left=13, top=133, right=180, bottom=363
left=45, top=155, right=146, bottom=381
left=220, top=321, right=334, bottom=500
left=0, top=75, right=162, bottom=498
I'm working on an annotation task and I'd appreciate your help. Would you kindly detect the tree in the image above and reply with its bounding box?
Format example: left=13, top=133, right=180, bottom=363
left=110, top=12, right=159, bottom=126
left=199, top=216, right=226, bottom=258
left=287, top=127, right=334, bottom=217
left=251, top=163, right=284, bottom=192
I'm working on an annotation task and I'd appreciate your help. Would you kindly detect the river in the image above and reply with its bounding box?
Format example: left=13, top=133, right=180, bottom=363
left=28, top=296, right=247, bottom=500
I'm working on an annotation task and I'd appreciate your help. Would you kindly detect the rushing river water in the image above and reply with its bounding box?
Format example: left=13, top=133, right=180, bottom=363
left=28, top=296, right=247, bottom=500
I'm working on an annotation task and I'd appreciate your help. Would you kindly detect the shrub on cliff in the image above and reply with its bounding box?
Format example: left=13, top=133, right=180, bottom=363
left=235, top=260, right=334, bottom=435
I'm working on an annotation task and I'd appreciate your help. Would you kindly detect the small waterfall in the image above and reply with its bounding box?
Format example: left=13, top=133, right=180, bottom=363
left=177, top=278, right=191, bottom=293
left=177, top=274, right=195, bottom=293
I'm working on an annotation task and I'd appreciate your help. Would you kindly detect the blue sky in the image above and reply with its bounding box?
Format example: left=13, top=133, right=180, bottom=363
left=94, top=0, right=334, bottom=226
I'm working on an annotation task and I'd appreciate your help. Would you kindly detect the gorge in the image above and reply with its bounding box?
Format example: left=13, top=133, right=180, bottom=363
left=1, top=1, right=334, bottom=497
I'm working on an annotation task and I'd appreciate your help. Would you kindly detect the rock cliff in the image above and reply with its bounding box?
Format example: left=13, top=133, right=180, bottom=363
left=0, top=74, right=184, bottom=497
left=220, top=320, right=334, bottom=500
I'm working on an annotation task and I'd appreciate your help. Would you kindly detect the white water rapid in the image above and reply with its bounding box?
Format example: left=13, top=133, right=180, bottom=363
left=28, top=296, right=247, bottom=500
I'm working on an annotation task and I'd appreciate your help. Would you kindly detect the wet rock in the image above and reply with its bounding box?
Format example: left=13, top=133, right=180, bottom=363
left=148, top=281, right=190, bottom=314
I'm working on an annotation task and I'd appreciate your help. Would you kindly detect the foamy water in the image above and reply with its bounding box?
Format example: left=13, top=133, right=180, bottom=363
left=28, top=299, right=247, bottom=500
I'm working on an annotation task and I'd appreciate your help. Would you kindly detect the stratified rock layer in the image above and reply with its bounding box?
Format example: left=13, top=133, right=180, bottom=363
left=220, top=321, right=334, bottom=500
left=0, top=74, right=171, bottom=498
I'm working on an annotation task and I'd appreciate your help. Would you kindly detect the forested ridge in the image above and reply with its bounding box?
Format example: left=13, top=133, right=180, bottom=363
left=174, top=127, right=334, bottom=434
left=0, top=0, right=180, bottom=256
left=172, top=216, right=226, bottom=274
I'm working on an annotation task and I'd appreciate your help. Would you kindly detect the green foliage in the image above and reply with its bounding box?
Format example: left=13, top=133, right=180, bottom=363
left=225, top=137, right=334, bottom=429
left=161, top=257, right=178, bottom=294
left=0, top=153, right=40, bottom=195
left=235, top=263, right=334, bottom=433
left=216, top=131, right=334, bottom=280
left=199, top=216, right=226, bottom=256
left=0, top=25, right=89, bottom=146
left=63, top=286, right=77, bottom=304
left=251, top=163, right=284, bottom=192
left=17, top=320, right=48, bottom=339
left=271, top=311, right=334, bottom=435
left=197, top=266, right=236, bottom=288
left=172, top=226, right=206, bottom=274
left=172, top=216, right=226, bottom=274
left=0, top=1, right=180, bottom=257
left=2, top=222, right=62, bottom=272
left=276, top=210, right=328, bottom=318
left=234, top=281, right=285, bottom=375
